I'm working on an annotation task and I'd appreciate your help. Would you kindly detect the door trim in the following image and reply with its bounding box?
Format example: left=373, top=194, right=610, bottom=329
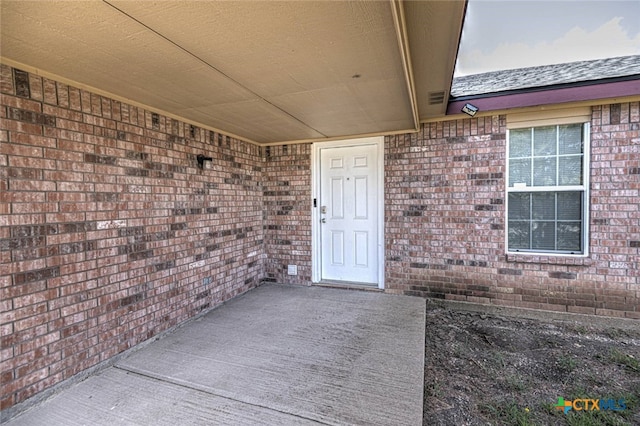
left=311, top=137, right=385, bottom=289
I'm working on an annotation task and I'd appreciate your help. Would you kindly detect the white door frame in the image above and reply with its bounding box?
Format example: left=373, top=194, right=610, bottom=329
left=311, top=136, right=385, bottom=289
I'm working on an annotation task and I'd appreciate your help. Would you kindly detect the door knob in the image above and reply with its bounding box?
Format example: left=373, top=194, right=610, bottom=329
left=321, top=218, right=326, bottom=224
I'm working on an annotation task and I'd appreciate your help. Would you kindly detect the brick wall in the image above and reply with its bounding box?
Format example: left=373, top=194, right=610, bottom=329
left=262, top=144, right=312, bottom=284
left=1, top=62, right=638, bottom=412
left=257, top=106, right=639, bottom=320
left=0, top=65, right=264, bottom=410
left=385, top=105, right=639, bottom=319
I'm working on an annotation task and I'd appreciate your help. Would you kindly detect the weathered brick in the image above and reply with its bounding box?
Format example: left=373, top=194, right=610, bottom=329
left=548, top=271, right=577, bottom=280
left=1, top=65, right=264, bottom=410
left=498, top=268, right=522, bottom=276
left=383, top=105, right=638, bottom=325
left=1, top=65, right=638, bottom=415
left=13, top=69, right=30, bottom=98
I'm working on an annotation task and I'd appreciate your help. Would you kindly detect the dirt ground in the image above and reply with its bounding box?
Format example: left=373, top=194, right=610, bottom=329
left=423, top=301, right=640, bottom=426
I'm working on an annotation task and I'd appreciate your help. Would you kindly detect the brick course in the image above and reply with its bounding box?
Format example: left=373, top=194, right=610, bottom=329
left=262, top=144, right=312, bottom=284
left=1, top=65, right=264, bottom=410
left=1, top=63, right=638, bottom=412
left=266, top=108, right=639, bottom=321
left=384, top=107, right=639, bottom=318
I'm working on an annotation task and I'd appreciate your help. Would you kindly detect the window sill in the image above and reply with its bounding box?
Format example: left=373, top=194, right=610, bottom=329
left=506, top=253, right=592, bottom=266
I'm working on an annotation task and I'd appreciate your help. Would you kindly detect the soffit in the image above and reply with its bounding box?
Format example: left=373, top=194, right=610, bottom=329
left=0, top=0, right=466, bottom=144
left=403, top=0, right=467, bottom=121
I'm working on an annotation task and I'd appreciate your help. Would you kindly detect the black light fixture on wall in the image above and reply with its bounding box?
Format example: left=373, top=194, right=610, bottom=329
left=196, top=154, right=213, bottom=169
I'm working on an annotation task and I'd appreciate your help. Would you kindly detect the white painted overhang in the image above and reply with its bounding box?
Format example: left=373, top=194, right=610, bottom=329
left=0, top=0, right=466, bottom=145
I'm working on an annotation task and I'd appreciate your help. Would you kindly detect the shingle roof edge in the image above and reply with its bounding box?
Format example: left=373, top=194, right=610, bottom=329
left=451, top=55, right=640, bottom=98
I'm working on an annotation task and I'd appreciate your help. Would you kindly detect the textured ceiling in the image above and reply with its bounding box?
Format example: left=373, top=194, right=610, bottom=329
left=0, top=0, right=466, bottom=144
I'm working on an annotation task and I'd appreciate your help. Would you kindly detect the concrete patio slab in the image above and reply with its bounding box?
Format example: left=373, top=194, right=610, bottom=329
left=4, top=284, right=425, bottom=425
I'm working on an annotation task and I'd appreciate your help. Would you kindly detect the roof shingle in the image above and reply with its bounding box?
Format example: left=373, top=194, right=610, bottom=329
left=451, top=55, right=640, bottom=98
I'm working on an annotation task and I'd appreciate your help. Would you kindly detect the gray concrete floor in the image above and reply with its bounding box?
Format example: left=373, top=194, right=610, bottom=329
left=4, top=284, right=425, bottom=425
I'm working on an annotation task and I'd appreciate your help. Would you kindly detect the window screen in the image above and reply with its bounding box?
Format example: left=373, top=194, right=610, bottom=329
left=507, top=123, right=588, bottom=254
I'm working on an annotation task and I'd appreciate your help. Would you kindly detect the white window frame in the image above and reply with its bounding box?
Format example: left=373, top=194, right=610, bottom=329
left=505, top=122, right=590, bottom=256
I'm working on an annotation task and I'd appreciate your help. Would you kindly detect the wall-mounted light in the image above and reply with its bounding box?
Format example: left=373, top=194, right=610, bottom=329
left=196, top=154, right=213, bottom=169
left=461, top=103, right=479, bottom=117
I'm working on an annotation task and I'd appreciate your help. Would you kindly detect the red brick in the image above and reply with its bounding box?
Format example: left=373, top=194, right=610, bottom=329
left=42, top=78, right=58, bottom=105
left=8, top=132, right=57, bottom=148
left=28, top=74, right=43, bottom=101
left=0, top=143, right=43, bottom=157
left=0, top=65, right=265, bottom=408
left=1, top=119, right=43, bottom=135
left=1, top=95, right=41, bottom=113
left=2, top=64, right=638, bottom=414
left=383, top=106, right=639, bottom=322
left=55, top=82, right=69, bottom=108
left=0, top=64, right=15, bottom=95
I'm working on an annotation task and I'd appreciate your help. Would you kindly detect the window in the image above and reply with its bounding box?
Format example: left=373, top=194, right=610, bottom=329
left=506, top=123, right=589, bottom=255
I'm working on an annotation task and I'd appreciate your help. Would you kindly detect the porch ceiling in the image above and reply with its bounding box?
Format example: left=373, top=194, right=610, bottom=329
left=0, top=0, right=466, bottom=145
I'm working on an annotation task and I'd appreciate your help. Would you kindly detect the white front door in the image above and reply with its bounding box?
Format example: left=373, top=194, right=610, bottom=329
left=319, top=144, right=379, bottom=284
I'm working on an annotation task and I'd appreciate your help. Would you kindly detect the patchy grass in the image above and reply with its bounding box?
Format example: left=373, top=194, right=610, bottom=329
left=479, top=401, right=535, bottom=426
left=558, top=354, right=578, bottom=374
left=608, top=349, right=640, bottom=373
left=424, top=303, right=640, bottom=425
